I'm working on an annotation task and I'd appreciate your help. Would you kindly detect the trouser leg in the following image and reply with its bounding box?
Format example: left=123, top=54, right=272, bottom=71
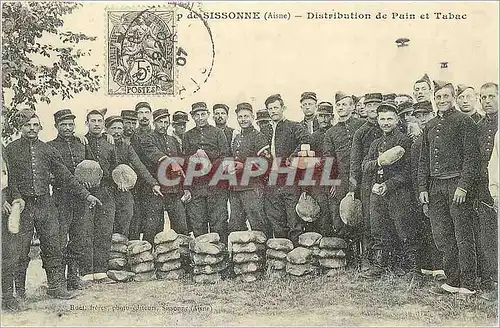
left=128, top=184, right=145, bottom=240
left=239, top=187, right=271, bottom=237
left=186, top=192, right=209, bottom=238
left=207, top=189, right=229, bottom=245
left=282, top=190, right=303, bottom=245
left=113, top=189, right=134, bottom=237
left=360, top=178, right=373, bottom=253
left=141, top=192, right=164, bottom=246
left=164, top=193, right=188, bottom=235
left=264, top=188, right=288, bottom=239
left=228, top=191, right=247, bottom=233
left=2, top=211, right=22, bottom=300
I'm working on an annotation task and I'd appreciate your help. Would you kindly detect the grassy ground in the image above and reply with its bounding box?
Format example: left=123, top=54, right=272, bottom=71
left=2, top=250, right=497, bottom=327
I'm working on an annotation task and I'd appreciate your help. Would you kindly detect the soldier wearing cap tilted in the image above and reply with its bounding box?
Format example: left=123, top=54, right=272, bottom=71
left=105, top=115, right=163, bottom=238
left=213, top=103, right=234, bottom=147
left=360, top=102, right=418, bottom=280
left=324, top=92, right=365, bottom=238
left=413, top=73, right=433, bottom=103
left=410, top=101, right=444, bottom=281
left=348, top=92, right=383, bottom=270
left=82, top=108, right=118, bottom=282
left=475, top=82, right=498, bottom=298
left=227, top=102, right=272, bottom=236
left=299, top=92, right=320, bottom=134
left=137, top=108, right=190, bottom=243
left=418, top=80, right=480, bottom=296
left=171, top=111, right=189, bottom=152
left=47, top=109, right=88, bottom=291
left=129, top=101, right=154, bottom=240
left=6, top=109, right=101, bottom=300
left=183, top=102, right=231, bottom=244
left=121, top=110, right=138, bottom=145
left=395, top=94, right=414, bottom=107
left=304, top=101, right=335, bottom=236
left=456, top=84, right=483, bottom=123
left=262, top=93, right=309, bottom=245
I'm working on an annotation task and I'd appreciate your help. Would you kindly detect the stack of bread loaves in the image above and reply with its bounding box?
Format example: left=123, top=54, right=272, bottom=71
left=229, top=231, right=267, bottom=282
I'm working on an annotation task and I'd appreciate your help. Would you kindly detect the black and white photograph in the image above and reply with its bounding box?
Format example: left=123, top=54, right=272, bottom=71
left=1, top=1, right=498, bottom=326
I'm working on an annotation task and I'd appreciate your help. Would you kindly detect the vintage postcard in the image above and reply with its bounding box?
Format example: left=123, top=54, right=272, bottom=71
left=1, top=1, right=499, bottom=327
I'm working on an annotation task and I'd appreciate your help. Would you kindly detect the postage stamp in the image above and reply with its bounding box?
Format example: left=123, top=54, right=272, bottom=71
left=106, top=3, right=215, bottom=98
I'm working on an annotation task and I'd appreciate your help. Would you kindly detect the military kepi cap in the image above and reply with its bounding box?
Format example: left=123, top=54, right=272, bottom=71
left=14, top=108, right=38, bottom=127
left=213, top=103, right=229, bottom=114
left=54, top=109, right=76, bottom=124
left=135, top=101, right=151, bottom=112
left=172, top=111, right=189, bottom=123
left=235, top=102, right=253, bottom=113
left=383, top=93, right=397, bottom=102
left=377, top=101, right=398, bottom=113
left=364, top=93, right=383, bottom=104
left=397, top=101, right=414, bottom=116
left=413, top=101, right=433, bottom=114
left=87, top=108, right=107, bottom=118
left=457, top=84, right=474, bottom=97
left=256, top=109, right=271, bottom=122
left=104, top=115, right=123, bottom=128
left=335, top=91, right=351, bottom=104
left=153, top=108, right=170, bottom=122
left=317, top=101, right=334, bottom=114
left=300, top=92, right=317, bottom=103
left=190, top=102, right=208, bottom=114
left=433, top=80, right=454, bottom=94
left=121, top=110, right=138, bottom=121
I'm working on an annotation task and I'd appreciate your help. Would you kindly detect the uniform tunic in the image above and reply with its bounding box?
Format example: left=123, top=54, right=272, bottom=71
left=82, top=133, right=117, bottom=275
left=228, top=126, right=271, bottom=235
left=418, top=108, right=480, bottom=290
left=300, top=116, right=320, bottom=135
left=48, top=135, right=87, bottom=268
left=470, top=111, right=484, bottom=124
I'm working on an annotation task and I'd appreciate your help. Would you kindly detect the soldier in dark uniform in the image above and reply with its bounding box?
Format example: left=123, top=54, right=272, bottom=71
left=104, top=115, right=163, bottom=237
left=348, top=93, right=383, bottom=270
left=262, top=94, right=309, bottom=245
left=456, top=84, right=483, bottom=124
left=413, top=73, right=433, bottom=103
left=411, top=101, right=444, bottom=280
left=227, top=102, right=272, bottom=236
left=475, top=82, right=498, bottom=297
left=396, top=101, right=414, bottom=136
left=129, top=101, right=154, bottom=240
left=6, top=109, right=100, bottom=299
left=299, top=92, right=320, bottom=134
left=47, top=109, right=88, bottom=291
left=324, top=92, right=365, bottom=239
left=2, top=142, right=25, bottom=311
left=213, top=103, right=234, bottom=146
left=138, top=108, right=189, bottom=243
left=183, top=102, right=230, bottom=244
left=82, top=108, right=117, bottom=281
left=306, top=101, right=335, bottom=236
left=418, top=81, right=480, bottom=296
left=121, top=110, right=138, bottom=145
left=171, top=111, right=189, bottom=152
left=360, top=102, right=418, bottom=280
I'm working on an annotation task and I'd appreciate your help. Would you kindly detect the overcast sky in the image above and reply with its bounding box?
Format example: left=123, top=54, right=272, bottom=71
left=5, top=1, right=498, bottom=140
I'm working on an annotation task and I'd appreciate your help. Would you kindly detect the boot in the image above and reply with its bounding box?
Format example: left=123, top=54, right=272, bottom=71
left=2, top=275, right=24, bottom=311
left=66, top=261, right=84, bottom=291
left=46, top=268, right=77, bottom=300
left=403, top=244, right=424, bottom=288
left=360, top=249, right=389, bottom=279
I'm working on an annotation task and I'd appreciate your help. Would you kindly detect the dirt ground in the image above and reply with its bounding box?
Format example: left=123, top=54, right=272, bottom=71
left=1, top=255, right=497, bottom=327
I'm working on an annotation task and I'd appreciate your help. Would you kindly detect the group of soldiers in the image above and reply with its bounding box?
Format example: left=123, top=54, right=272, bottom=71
left=1, top=73, right=498, bottom=312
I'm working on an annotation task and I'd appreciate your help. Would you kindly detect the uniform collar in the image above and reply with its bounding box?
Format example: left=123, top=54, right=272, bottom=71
left=20, top=136, right=40, bottom=144
left=485, top=112, right=498, bottom=122
left=302, top=115, right=316, bottom=123
left=437, top=108, right=456, bottom=118
left=55, top=134, right=78, bottom=142
left=85, top=132, right=104, bottom=139
left=240, top=126, right=256, bottom=134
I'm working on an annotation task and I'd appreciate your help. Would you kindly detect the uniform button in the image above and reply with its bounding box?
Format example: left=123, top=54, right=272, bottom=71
left=435, top=162, right=438, bottom=164
left=487, top=149, right=490, bottom=152
left=435, top=148, right=438, bottom=151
